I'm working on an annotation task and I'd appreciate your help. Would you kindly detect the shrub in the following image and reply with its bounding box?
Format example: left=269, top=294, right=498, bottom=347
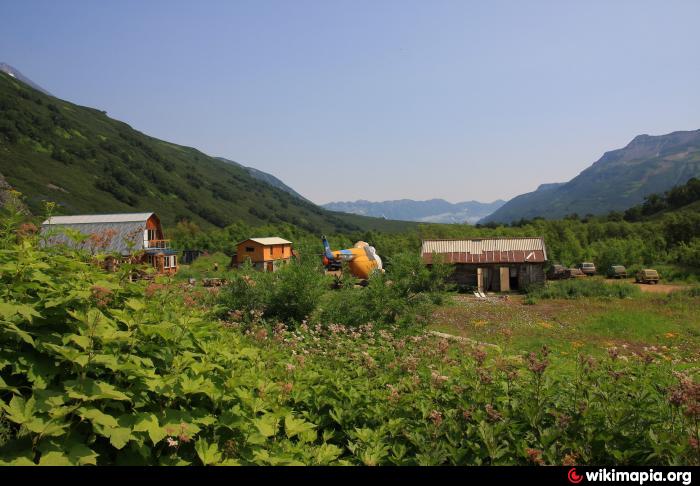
left=218, top=258, right=330, bottom=326
left=676, top=238, right=700, bottom=268
left=263, top=258, right=329, bottom=324
left=216, top=259, right=268, bottom=321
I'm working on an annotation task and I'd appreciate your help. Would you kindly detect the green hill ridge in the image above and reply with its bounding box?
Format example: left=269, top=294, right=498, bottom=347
left=0, top=71, right=411, bottom=233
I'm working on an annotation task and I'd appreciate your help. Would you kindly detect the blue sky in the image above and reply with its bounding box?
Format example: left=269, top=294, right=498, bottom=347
left=3, top=0, right=700, bottom=204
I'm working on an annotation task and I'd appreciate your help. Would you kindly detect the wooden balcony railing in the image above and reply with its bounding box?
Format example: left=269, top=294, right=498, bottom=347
left=145, top=239, right=171, bottom=249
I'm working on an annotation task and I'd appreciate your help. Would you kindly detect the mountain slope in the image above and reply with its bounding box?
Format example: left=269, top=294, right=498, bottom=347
left=0, top=63, right=52, bottom=96
left=0, top=70, right=407, bottom=233
left=215, top=157, right=309, bottom=202
left=323, top=198, right=505, bottom=224
left=482, top=130, right=700, bottom=223
left=623, top=176, right=700, bottom=221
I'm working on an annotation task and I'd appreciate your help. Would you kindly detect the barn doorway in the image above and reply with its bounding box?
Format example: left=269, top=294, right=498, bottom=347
left=509, top=267, right=519, bottom=290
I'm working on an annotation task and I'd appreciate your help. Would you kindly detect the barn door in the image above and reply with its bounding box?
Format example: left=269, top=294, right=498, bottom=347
left=500, top=267, right=510, bottom=292
left=477, top=268, right=484, bottom=292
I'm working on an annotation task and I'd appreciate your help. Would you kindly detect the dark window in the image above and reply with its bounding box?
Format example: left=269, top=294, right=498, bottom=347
left=246, top=247, right=255, bottom=252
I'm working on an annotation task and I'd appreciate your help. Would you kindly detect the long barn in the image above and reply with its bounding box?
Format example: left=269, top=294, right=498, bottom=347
left=41, top=212, right=178, bottom=274
left=421, top=237, right=547, bottom=292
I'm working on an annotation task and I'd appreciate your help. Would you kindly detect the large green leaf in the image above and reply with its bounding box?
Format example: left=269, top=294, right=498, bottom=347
left=1, top=395, right=35, bottom=424
left=133, top=413, right=166, bottom=445
left=24, top=416, right=68, bottom=437
left=67, top=443, right=99, bottom=466
left=0, top=321, right=35, bottom=346
left=195, top=438, right=222, bottom=466
left=0, top=302, right=41, bottom=322
left=38, top=451, right=73, bottom=466
left=253, top=414, right=279, bottom=438
left=77, top=406, right=120, bottom=428
left=284, top=414, right=317, bottom=440
left=106, top=426, right=133, bottom=450
left=64, top=379, right=131, bottom=402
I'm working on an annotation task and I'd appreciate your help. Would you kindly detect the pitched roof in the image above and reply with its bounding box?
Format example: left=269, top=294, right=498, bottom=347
left=421, top=237, right=547, bottom=264
left=239, top=237, right=292, bottom=246
left=40, top=213, right=157, bottom=255
left=43, top=213, right=154, bottom=225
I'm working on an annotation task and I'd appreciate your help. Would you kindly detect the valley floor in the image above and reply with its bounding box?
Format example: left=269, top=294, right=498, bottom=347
left=430, top=289, right=700, bottom=367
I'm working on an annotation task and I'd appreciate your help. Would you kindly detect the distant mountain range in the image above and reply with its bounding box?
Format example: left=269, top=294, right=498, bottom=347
left=481, top=129, right=700, bottom=224
left=215, top=157, right=309, bottom=202
left=0, top=63, right=52, bottom=96
left=323, top=198, right=506, bottom=224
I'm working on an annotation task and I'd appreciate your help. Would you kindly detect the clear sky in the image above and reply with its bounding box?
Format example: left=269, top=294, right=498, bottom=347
left=3, top=1, right=700, bottom=204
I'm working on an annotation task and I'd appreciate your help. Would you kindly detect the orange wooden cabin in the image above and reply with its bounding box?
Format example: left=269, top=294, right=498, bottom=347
left=41, top=212, right=178, bottom=275
left=234, top=237, right=294, bottom=272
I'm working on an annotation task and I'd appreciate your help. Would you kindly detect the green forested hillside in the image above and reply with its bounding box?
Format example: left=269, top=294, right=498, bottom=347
left=482, top=130, right=700, bottom=223
left=623, top=177, right=700, bottom=220
left=0, top=71, right=411, bottom=233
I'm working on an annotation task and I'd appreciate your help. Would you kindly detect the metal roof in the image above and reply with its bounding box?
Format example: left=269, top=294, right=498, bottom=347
left=40, top=213, right=158, bottom=256
left=421, top=237, right=547, bottom=264
left=43, top=213, right=154, bottom=225
left=239, top=237, right=292, bottom=246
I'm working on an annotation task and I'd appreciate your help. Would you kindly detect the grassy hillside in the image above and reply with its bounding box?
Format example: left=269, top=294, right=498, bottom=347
left=0, top=71, right=413, bottom=234
left=483, top=130, right=700, bottom=223
left=623, top=177, right=700, bottom=220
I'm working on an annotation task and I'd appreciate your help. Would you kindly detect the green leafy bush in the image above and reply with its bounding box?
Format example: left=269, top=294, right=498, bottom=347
left=217, top=258, right=330, bottom=326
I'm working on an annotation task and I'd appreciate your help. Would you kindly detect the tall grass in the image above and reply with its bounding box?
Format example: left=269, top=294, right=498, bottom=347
left=668, top=285, right=700, bottom=299
left=175, top=252, right=233, bottom=280
left=526, top=278, right=641, bottom=303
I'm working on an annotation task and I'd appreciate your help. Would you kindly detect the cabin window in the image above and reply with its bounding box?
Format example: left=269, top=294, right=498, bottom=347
left=245, top=246, right=255, bottom=252
left=163, top=255, right=176, bottom=269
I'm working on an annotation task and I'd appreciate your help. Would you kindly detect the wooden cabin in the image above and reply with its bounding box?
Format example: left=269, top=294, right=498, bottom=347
left=41, top=212, right=178, bottom=274
left=233, top=237, right=293, bottom=272
left=421, top=237, right=547, bottom=292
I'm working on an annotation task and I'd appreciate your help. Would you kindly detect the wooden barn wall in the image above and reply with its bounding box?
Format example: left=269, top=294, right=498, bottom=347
left=441, top=263, right=545, bottom=290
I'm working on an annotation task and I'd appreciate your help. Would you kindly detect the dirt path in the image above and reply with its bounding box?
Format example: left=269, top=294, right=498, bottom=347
left=601, top=277, right=687, bottom=294
left=634, top=282, right=686, bottom=294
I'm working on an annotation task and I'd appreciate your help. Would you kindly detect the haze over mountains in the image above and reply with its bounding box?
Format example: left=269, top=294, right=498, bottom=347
left=481, top=129, right=700, bottom=224
left=323, top=199, right=506, bottom=224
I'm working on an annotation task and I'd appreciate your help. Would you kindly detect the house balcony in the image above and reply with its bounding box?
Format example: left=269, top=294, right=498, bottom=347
left=145, top=239, right=171, bottom=250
